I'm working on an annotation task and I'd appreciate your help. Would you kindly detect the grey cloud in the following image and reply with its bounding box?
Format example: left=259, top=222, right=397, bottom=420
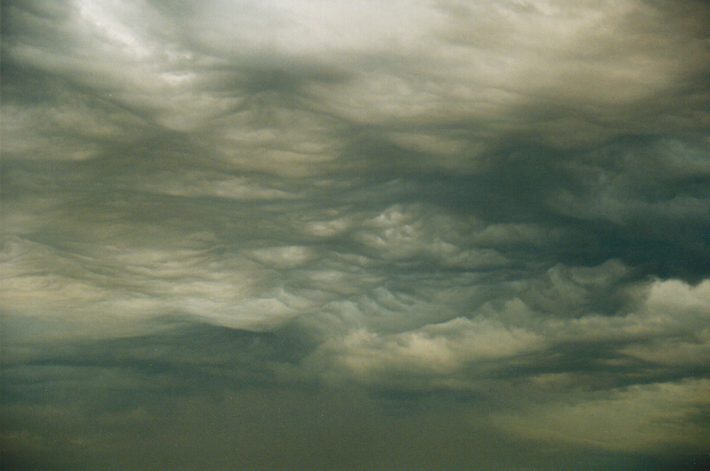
left=2, top=0, right=709, bottom=469
left=494, top=378, right=710, bottom=452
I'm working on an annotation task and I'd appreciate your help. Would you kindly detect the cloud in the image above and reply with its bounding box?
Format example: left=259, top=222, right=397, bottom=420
left=494, top=378, right=710, bottom=452
left=313, top=316, right=545, bottom=380
left=2, top=0, right=709, bottom=469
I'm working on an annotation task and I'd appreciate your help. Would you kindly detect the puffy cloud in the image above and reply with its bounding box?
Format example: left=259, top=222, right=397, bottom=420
left=313, top=316, right=545, bottom=379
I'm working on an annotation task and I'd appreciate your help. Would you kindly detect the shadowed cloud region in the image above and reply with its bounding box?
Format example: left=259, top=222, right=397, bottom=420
left=1, top=0, right=709, bottom=469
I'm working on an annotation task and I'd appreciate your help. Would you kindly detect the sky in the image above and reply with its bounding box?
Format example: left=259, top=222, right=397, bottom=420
left=1, top=0, right=709, bottom=469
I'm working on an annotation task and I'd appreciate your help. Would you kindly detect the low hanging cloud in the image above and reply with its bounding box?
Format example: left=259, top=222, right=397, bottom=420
left=2, top=0, right=709, bottom=469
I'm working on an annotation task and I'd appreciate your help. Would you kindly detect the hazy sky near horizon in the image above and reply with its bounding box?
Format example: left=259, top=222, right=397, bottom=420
left=2, top=0, right=710, bottom=469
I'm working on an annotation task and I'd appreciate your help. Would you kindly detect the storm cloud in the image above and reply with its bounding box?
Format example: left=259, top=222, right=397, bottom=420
left=2, top=0, right=709, bottom=469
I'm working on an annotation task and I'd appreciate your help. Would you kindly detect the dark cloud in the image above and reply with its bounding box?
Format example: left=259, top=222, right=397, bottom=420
left=1, top=0, right=709, bottom=469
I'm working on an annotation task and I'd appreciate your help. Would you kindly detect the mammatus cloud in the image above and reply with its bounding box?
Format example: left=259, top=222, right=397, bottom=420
left=2, top=0, right=709, bottom=469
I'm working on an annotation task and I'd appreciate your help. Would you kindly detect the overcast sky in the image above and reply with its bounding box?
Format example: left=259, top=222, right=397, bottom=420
left=1, top=0, right=709, bottom=469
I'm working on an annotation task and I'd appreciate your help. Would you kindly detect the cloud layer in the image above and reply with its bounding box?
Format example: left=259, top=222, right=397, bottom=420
left=2, top=0, right=709, bottom=469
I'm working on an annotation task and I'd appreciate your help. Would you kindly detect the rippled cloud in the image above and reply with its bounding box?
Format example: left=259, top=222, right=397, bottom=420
left=2, top=0, right=709, bottom=469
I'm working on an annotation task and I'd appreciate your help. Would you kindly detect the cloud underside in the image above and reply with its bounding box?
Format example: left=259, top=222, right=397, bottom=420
left=1, top=0, right=709, bottom=468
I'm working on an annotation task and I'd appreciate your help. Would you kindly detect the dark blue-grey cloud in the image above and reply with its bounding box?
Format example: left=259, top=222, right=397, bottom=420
left=2, top=0, right=709, bottom=469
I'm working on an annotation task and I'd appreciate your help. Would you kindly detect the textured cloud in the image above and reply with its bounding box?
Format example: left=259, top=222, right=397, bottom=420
left=2, top=0, right=709, bottom=469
